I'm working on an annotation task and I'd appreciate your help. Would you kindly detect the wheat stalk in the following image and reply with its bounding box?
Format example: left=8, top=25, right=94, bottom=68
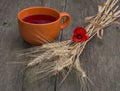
left=19, top=0, right=120, bottom=90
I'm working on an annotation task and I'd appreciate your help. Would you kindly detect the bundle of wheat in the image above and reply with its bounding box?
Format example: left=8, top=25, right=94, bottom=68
left=19, top=0, right=120, bottom=90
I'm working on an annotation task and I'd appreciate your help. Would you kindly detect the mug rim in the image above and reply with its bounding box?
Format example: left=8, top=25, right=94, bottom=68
left=17, top=6, right=61, bottom=25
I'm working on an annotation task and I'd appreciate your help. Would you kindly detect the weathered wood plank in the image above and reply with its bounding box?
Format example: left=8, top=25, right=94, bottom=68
left=0, top=0, right=67, bottom=91
left=59, top=0, right=120, bottom=91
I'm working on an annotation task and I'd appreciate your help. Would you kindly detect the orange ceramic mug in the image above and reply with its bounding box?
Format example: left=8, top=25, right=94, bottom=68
left=17, top=7, right=70, bottom=45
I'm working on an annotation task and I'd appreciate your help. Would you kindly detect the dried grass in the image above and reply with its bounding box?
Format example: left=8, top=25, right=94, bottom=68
left=18, top=0, right=120, bottom=89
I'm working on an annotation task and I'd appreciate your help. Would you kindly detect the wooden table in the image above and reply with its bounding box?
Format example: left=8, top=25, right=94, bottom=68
left=0, top=0, right=120, bottom=91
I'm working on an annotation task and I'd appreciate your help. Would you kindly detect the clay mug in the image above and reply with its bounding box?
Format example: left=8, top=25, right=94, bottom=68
left=17, top=7, right=70, bottom=45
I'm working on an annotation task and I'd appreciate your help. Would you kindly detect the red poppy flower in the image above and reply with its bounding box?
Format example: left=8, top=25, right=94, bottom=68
left=72, top=27, right=89, bottom=42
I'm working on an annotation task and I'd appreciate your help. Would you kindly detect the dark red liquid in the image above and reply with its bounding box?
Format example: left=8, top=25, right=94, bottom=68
left=23, top=14, right=57, bottom=24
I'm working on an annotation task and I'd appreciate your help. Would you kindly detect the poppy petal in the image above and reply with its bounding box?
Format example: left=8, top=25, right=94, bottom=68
left=72, top=27, right=89, bottom=42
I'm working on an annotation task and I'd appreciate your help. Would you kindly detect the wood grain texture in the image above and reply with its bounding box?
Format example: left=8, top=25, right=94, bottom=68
left=59, top=0, right=120, bottom=91
left=0, top=0, right=120, bottom=91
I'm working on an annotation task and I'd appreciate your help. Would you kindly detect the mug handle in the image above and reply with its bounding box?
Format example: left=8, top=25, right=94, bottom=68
left=60, top=12, right=70, bottom=29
